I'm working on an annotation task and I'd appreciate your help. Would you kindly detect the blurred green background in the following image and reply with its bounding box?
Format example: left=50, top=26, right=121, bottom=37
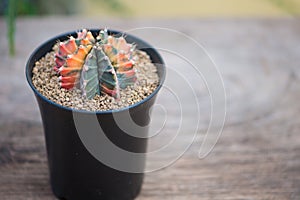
left=2, top=0, right=300, bottom=56
left=2, top=0, right=300, bottom=17
left=83, top=0, right=300, bottom=17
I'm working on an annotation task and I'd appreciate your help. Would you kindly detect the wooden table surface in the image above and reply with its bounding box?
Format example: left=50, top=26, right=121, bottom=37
left=0, top=17, right=299, bottom=200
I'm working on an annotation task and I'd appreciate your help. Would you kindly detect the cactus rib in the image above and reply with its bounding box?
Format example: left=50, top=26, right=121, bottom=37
left=54, top=29, right=138, bottom=99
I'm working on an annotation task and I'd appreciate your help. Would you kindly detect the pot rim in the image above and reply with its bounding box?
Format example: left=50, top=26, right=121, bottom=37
left=25, top=29, right=166, bottom=114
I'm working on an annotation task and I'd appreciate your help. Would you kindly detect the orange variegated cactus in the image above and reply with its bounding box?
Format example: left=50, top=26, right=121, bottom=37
left=54, top=29, right=137, bottom=99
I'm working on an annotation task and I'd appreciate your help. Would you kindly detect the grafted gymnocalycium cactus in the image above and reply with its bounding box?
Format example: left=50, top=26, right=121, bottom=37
left=54, top=29, right=136, bottom=99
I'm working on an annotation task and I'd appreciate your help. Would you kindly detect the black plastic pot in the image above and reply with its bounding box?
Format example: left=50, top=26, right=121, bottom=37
left=25, top=29, right=165, bottom=200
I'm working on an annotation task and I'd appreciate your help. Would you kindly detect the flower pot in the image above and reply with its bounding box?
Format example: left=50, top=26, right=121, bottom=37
left=25, top=29, right=165, bottom=200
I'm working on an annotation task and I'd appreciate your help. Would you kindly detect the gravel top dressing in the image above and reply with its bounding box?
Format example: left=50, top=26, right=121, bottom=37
left=32, top=49, right=159, bottom=111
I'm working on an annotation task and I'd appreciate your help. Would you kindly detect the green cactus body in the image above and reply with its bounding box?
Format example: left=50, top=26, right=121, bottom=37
left=80, top=47, right=100, bottom=99
left=54, top=29, right=137, bottom=99
left=117, top=70, right=137, bottom=89
left=95, top=45, right=120, bottom=99
left=102, top=36, right=136, bottom=90
left=97, top=29, right=109, bottom=44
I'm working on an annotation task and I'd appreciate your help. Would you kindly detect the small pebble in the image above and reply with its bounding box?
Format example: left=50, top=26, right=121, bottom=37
left=32, top=47, right=159, bottom=111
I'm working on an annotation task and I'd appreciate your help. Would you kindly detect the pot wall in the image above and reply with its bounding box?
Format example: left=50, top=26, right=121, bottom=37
left=26, top=29, right=165, bottom=200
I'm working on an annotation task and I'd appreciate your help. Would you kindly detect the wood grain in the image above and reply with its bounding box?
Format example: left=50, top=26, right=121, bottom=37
left=0, top=17, right=300, bottom=199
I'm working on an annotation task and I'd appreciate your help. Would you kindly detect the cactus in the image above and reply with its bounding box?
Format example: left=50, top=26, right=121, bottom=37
left=80, top=47, right=100, bottom=99
left=101, top=35, right=136, bottom=89
left=96, top=45, right=120, bottom=99
left=54, top=29, right=137, bottom=99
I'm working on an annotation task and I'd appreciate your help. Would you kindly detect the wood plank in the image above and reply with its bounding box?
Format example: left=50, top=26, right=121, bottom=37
left=0, top=17, right=300, bottom=199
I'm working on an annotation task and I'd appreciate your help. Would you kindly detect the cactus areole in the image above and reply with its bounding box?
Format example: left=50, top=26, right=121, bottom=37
left=54, top=29, right=136, bottom=99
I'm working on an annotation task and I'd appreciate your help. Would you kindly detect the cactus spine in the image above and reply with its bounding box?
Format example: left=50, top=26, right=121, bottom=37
left=54, top=29, right=136, bottom=99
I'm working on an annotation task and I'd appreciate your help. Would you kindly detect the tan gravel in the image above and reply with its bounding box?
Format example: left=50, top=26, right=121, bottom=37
left=32, top=48, right=159, bottom=111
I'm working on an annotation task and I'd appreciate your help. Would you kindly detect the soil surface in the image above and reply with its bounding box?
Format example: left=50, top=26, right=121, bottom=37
left=32, top=48, right=159, bottom=111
